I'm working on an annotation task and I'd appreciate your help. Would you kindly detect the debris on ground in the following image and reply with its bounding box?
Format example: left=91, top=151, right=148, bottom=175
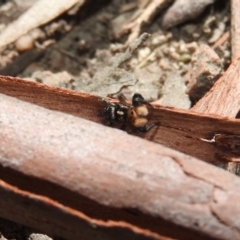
left=184, top=44, right=223, bottom=104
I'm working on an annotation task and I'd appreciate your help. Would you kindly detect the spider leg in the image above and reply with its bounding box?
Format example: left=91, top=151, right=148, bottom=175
left=137, top=123, right=157, bottom=132
left=120, top=123, right=127, bottom=130
left=118, top=93, right=128, bottom=105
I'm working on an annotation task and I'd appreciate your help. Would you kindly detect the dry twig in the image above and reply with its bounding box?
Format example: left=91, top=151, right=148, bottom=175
left=212, top=31, right=230, bottom=49
left=118, top=0, right=172, bottom=45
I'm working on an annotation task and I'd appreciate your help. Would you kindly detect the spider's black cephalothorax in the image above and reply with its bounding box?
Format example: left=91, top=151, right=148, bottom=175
left=132, top=93, right=147, bottom=106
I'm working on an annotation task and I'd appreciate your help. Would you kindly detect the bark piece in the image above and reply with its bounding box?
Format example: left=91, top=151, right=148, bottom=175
left=192, top=8, right=240, bottom=173
left=1, top=93, right=240, bottom=239
left=223, top=0, right=240, bottom=173
left=1, top=75, right=240, bottom=163
left=192, top=56, right=240, bottom=117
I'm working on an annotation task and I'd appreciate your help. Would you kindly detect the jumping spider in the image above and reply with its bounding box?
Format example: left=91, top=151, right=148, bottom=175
left=102, top=93, right=157, bottom=132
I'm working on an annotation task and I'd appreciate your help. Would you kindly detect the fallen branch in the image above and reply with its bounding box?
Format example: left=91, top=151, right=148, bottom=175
left=1, top=93, right=240, bottom=239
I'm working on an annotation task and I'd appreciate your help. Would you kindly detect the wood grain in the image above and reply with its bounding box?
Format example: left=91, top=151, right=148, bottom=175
left=1, top=93, right=240, bottom=240
left=192, top=56, right=240, bottom=117
left=192, top=35, right=240, bottom=172
left=1, top=75, right=240, bottom=163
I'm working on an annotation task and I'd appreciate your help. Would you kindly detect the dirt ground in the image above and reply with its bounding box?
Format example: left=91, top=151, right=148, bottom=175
left=0, top=0, right=230, bottom=239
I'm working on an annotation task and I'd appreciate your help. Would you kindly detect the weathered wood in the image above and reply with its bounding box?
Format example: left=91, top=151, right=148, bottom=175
left=1, top=93, right=240, bottom=240
left=192, top=56, right=240, bottom=117
left=192, top=30, right=240, bottom=171
left=1, top=75, right=240, bottom=163
left=0, top=178, right=162, bottom=240
left=227, top=0, right=240, bottom=173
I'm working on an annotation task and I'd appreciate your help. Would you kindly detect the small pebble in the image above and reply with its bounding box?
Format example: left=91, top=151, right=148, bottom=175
left=192, top=33, right=200, bottom=39
left=169, top=52, right=180, bottom=60
left=138, top=47, right=151, bottom=61
left=151, top=35, right=168, bottom=46
left=29, top=28, right=46, bottom=40
left=178, top=40, right=189, bottom=54
left=186, top=42, right=198, bottom=53
left=15, top=34, right=34, bottom=52
left=173, top=62, right=180, bottom=70
left=159, top=58, right=170, bottom=70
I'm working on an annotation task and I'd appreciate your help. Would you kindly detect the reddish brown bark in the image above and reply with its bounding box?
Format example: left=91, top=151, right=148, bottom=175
left=192, top=30, right=240, bottom=171
left=192, top=56, right=240, bottom=117
left=1, top=93, right=240, bottom=240
left=1, top=75, right=240, bottom=163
